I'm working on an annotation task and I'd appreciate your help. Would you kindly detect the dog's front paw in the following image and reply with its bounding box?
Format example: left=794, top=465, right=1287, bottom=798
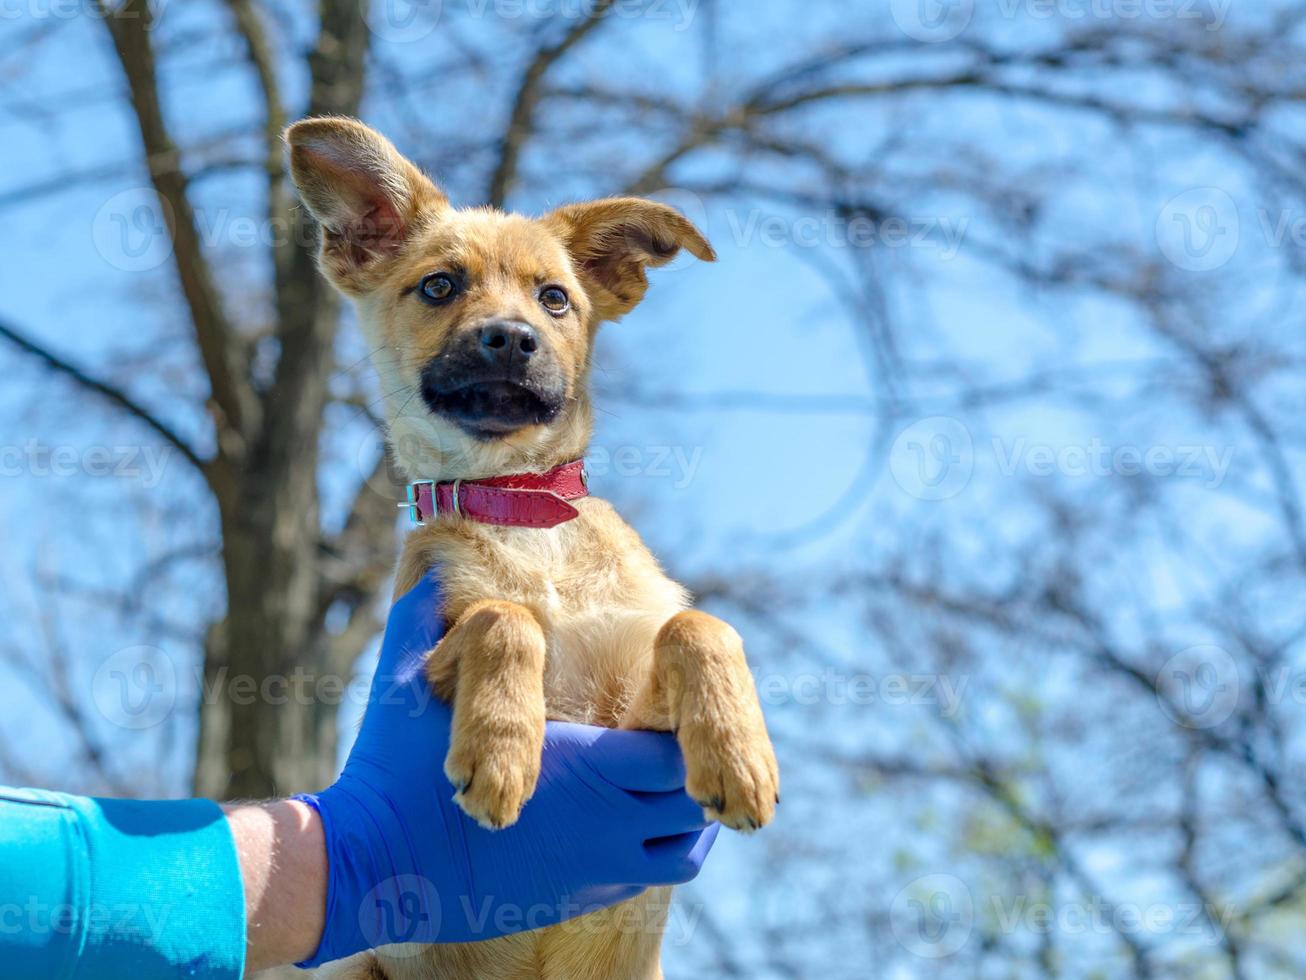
left=445, top=725, right=543, bottom=830
left=680, top=719, right=780, bottom=833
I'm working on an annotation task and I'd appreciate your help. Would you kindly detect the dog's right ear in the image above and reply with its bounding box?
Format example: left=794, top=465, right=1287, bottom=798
left=285, top=117, right=447, bottom=292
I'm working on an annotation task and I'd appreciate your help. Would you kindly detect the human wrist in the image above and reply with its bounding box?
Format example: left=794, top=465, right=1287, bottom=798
left=290, top=776, right=430, bottom=967
left=224, top=798, right=326, bottom=972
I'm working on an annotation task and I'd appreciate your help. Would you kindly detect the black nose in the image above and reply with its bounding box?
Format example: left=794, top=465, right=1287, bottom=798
left=478, top=321, right=538, bottom=365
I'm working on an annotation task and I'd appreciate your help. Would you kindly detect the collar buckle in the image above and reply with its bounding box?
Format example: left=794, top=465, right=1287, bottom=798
left=400, top=480, right=434, bottom=526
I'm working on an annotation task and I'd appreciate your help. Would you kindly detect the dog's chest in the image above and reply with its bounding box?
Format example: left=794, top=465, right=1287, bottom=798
left=419, top=502, right=688, bottom=725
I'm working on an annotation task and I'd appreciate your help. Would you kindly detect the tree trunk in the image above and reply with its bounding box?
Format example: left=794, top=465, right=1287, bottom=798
left=190, top=0, right=374, bottom=801
left=194, top=493, right=338, bottom=799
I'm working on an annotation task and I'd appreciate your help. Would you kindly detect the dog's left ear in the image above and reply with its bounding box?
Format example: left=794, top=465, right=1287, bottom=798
left=543, top=197, right=715, bottom=322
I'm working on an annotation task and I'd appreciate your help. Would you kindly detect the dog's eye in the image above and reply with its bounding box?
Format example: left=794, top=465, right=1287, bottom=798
left=539, top=286, right=570, bottom=315
left=419, top=273, right=458, bottom=304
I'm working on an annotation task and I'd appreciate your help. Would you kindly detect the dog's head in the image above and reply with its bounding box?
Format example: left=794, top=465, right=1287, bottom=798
left=285, top=117, right=714, bottom=480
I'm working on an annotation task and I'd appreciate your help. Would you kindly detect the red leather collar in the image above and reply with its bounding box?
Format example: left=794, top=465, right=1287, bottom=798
left=402, top=460, right=588, bottom=529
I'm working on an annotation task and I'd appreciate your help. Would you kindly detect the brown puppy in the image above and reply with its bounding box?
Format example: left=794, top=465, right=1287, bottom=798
left=287, top=117, right=779, bottom=980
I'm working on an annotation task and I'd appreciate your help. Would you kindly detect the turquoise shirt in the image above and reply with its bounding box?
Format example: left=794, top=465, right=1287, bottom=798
left=0, top=788, right=245, bottom=979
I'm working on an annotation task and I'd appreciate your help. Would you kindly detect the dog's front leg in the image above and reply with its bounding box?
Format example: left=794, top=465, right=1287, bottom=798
left=426, top=600, right=547, bottom=830
left=627, top=611, right=780, bottom=832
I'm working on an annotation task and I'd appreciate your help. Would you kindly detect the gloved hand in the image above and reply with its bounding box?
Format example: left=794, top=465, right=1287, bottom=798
left=296, top=573, right=717, bottom=967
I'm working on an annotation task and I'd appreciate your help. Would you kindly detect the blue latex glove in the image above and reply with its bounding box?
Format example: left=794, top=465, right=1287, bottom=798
left=296, top=574, right=718, bottom=967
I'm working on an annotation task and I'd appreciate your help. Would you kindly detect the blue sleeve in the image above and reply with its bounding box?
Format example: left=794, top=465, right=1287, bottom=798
left=0, top=787, right=246, bottom=980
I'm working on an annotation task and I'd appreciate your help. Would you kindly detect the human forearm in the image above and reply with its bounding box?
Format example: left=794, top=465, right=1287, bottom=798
left=223, top=798, right=327, bottom=973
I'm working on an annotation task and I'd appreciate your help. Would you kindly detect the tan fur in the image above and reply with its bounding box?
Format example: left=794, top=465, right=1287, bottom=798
left=287, top=117, right=778, bottom=980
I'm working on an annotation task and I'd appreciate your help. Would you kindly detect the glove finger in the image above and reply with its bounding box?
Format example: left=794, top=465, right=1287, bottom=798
left=578, top=728, right=687, bottom=792
left=641, top=824, right=720, bottom=886
left=633, top=786, right=714, bottom=836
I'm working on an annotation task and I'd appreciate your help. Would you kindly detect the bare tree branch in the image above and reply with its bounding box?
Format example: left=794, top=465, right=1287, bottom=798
left=486, top=0, right=616, bottom=206
left=0, top=317, right=208, bottom=475
left=96, top=0, right=258, bottom=448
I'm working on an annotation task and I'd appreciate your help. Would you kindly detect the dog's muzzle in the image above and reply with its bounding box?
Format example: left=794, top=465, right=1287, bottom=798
left=420, top=321, right=566, bottom=439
